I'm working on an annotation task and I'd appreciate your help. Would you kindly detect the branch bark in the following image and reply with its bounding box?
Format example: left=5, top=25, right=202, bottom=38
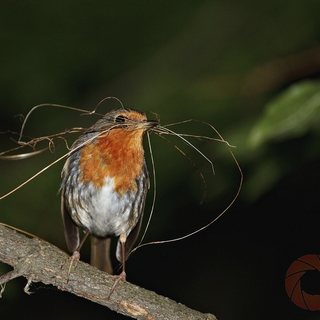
left=0, top=225, right=216, bottom=320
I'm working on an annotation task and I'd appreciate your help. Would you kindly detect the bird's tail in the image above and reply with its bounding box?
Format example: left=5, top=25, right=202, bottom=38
left=90, top=236, right=113, bottom=274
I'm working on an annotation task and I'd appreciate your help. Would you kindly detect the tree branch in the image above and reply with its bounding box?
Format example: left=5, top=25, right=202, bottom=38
left=0, top=225, right=216, bottom=320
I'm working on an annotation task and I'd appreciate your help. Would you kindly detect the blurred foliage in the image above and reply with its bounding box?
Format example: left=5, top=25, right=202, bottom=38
left=243, top=80, right=320, bottom=200
left=1, top=1, right=320, bottom=320
left=249, top=80, right=320, bottom=146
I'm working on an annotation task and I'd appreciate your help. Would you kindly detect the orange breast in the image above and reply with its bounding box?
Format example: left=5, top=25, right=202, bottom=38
left=78, top=128, right=145, bottom=196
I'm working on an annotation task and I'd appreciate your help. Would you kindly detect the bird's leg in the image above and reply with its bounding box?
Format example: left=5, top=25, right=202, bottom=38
left=67, top=231, right=90, bottom=276
left=108, top=233, right=127, bottom=298
left=119, top=233, right=127, bottom=280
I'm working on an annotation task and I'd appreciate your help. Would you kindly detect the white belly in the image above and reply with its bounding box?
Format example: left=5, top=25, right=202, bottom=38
left=69, top=177, right=140, bottom=237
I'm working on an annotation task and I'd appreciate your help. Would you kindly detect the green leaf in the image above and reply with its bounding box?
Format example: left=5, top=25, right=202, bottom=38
left=249, top=80, right=320, bottom=148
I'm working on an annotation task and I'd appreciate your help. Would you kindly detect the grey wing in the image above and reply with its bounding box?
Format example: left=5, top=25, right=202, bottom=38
left=121, top=207, right=144, bottom=262
left=61, top=192, right=80, bottom=253
left=116, top=162, right=150, bottom=262
left=60, top=141, right=84, bottom=253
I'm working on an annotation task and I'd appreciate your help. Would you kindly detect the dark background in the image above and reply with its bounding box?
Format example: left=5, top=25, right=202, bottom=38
left=1, top=1, right=320, bottom=319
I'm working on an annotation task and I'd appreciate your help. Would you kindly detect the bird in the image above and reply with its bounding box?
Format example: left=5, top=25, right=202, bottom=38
left=60, top=108, right=158, bottom=279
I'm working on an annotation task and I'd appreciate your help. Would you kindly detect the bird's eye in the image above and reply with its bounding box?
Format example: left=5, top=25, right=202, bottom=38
left=115, top=115, right=127, bottom=123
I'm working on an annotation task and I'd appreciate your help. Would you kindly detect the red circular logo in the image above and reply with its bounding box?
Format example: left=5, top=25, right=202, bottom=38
left=285, top=254, right=320, bottom=310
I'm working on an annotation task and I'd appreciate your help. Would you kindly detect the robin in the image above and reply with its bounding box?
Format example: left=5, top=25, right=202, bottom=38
left=60, top=108, right=158, bottom=278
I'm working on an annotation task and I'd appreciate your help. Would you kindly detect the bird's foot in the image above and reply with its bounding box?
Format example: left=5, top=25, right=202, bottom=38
left=61, top=250, right=80, bottom=281
left=108, top=271, right=126, bottom=299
